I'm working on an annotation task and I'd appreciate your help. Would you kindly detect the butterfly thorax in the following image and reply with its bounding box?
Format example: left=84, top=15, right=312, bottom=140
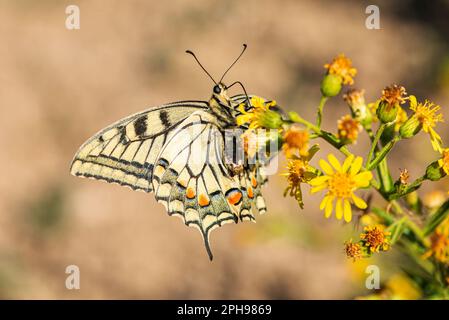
left=208, top=83, right=236, bottom=127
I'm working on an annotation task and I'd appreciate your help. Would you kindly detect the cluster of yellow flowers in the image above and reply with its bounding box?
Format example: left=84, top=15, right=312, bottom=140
left=235, top=54, right=449, bottom=298
left=345, top=225, right=391, bottom=261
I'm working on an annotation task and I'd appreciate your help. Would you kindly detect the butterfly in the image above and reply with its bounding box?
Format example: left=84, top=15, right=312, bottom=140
left=70, top=44, right=279, bottom=260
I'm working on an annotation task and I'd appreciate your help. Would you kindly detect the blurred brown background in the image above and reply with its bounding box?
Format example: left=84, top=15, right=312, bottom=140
left=0, top=0, right=448, bottom=299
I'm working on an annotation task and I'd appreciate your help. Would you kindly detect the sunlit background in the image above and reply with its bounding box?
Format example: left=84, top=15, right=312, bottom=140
left=0, top=0, right=448, bottom=299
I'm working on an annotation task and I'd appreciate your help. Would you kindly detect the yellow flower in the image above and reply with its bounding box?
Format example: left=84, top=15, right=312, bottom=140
left=386, top=274, right=422, bottom=300
left=368, top=100, right=380, bottom=122
left=344, top=239, right=363, bottom=261
left=360, top=225, right=391, bottom=253
left=282, top=156, right=316, bottom=209
left=337, top=115, right=362, bottom=144
left=309, top=154, right=373, bottom=222
left=438, top=148, right=449, bottom=175
left=423, top=216, right=449, bottom=264
left=409, top=95, right=444, bottom=152
left=394, top=107, right=408, bottom=132
left=423, top=190, right=447, bottom=209
left=381, top=84, right=407, bottom=107
left=359, top=212, right=381, bottom=227
left=377, top=85, right=407, bottom=123
left=324, top=54, right=357, bottom=85
left=236, top=96, right=280, bottom=130
left=282, top=126, right=309, bottom=158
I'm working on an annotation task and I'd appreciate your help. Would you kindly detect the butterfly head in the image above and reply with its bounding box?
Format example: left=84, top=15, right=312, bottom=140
left=212, top=83, right=230, bottom=105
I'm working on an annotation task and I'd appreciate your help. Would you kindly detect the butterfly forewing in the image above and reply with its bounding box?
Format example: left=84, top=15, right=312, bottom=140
left=70, top=101, right=208, bottom=192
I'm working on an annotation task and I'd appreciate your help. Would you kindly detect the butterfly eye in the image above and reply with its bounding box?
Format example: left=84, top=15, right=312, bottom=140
left=213, top=85, right=221, bottom=94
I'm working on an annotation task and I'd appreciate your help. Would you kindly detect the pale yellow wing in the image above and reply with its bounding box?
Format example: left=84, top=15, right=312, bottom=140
left=70, top=101, right=208, bottom=192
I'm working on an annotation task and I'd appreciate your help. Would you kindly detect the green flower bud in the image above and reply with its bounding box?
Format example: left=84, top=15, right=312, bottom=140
left=399, top=115, right=422, bottom=139
left=425, top=161, right=447, bottom=181
left=259, top=109, right=283, bottom=129
left=376, top=100, right=399, bottom=123
left=320, top=74, right=342, bottom=97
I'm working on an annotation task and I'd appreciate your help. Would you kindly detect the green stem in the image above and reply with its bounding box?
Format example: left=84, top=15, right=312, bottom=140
left=316, top=96, right=328, bottom=128
left=390, top=200, right=429, bottom=247
left=366, top=136, right=399, bottom=170
left=377, top=158, right=394, bottom=194
left=366, top=123, right=386, bottom=165
left=291, top=114, right=352, bottom=157
left=397, top=238, right=435, bottom=276
left=388, top=176, right=425, bottom=201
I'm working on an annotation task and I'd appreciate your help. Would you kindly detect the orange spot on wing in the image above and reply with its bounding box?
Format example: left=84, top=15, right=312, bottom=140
left=186, top=187, right=195, bottom=199
left=248, top=187, right=254, bottom=199
left=251, top=176, right=258, bottom=188
left=198, top=194, right=210, bottom=207
left=227, top=191, right=242, bottom=205
left=155, top=165, right=165, bottom=176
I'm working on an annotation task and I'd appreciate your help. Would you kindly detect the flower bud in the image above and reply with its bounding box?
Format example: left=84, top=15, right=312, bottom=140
left=259, top=109, right=283, bottom=129
left=343, top=89, right=372, bottom=127
left=399, top=115, right=422, bottom=139
left=320, top=74, right=342, bottom=97
left=425, top=161, right=447, bottom=181
left=376, top=100, right=399, bottom=123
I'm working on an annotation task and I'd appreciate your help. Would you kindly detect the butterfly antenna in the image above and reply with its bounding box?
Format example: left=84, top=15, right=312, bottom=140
left=219, top=44, right=247, bottom=83
left=185, top=49, right=217, bottom=85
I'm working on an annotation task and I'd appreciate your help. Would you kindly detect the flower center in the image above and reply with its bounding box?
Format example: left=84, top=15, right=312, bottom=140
left=365, top=229, right=385, bottom=249
left=328, top=172, right=355, bottom=198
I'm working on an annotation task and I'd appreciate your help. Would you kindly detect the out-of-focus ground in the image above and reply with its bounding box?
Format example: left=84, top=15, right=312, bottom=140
left=0, top=0, right=448, bottom=299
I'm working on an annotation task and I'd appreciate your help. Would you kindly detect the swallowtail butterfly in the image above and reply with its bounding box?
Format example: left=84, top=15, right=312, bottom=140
left=70, top=45, right=279, bottom=259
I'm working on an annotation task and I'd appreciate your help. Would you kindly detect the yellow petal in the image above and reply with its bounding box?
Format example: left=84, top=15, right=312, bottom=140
left=353, top=171, right=373, bottom=187
left=349, top=156, right=363, bottom=175
left=324, top=196, right=334, bottom=218
left=342, top=154, right=354, bottom=172
left=429, top=128, right=443, bottom=152
left=236, top=115, right=251, bottom=126
left=309, top=175, right=329, bottom=186
left=351, top=193, right=367, bottom=209
left=311, top=184, right=327, bottom=194
left=319, top=159, right=334, bottom=175
left=343, top=199, right=352, bottom=223
left=335, top=198, right=343, bottom=220
left=328, top=154, right=341, bottom=171
left=409, top=95, right=417, bottom=108
left=320, top=195, right=329, bottom=210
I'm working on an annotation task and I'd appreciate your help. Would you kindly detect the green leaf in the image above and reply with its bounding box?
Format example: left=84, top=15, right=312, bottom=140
left=424, top=199, right=449, bottom=236
left=305, top=144, right=320, bottom=161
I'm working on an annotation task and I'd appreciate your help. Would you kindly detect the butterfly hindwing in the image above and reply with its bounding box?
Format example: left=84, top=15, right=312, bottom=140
left=151, top=109, right=272, bottom=259
left=70, top=101, right=208, bottom=192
